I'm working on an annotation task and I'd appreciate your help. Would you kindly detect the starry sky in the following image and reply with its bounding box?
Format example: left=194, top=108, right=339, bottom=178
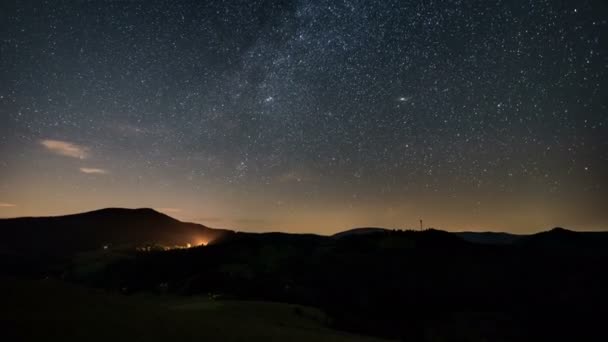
left=1, top=0, right=607, bottom=233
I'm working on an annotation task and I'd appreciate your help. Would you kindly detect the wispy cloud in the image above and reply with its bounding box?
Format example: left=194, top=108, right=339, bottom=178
left=0, top=202, right=16, bottom=208
left=80, top=167, right=108, bottom=175
left=156, top=207, right=182, bottom=213
left=41, top=139, right=89, bottom=159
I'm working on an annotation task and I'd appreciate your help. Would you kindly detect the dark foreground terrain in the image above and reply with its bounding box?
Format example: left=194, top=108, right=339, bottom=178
left=1, top=277, right=386, bottom=342
left=2, top=209, right=608, bottom=341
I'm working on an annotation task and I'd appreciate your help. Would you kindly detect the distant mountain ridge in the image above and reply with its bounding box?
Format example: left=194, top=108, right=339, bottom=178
left=333, top=225, right=608, bottom=248
left=336, top=227, right=524, bottom=245
left=2, top=208, right=607, bottom=257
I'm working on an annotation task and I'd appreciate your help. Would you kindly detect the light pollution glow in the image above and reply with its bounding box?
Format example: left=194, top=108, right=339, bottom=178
left=0, top=164, right=605, bottom=234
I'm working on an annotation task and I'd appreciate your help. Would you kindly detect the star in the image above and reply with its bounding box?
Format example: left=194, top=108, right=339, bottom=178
left=1, top=0, right=605, bottom=233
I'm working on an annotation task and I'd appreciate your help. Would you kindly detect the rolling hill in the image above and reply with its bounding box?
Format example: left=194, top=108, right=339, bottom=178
left=0, top=208, right=233, bottom=256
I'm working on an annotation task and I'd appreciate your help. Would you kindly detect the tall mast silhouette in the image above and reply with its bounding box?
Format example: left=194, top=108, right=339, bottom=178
left=420, top=219, right=423, bottom=230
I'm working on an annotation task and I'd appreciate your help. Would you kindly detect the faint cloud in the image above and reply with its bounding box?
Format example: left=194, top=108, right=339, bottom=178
left=0, top=202, right=16, bottom=208
left=80, top=167, right=108, bottom=175
left=41, top=139, right=89, bottom=159
left=156, top=207, right=182, bottom=213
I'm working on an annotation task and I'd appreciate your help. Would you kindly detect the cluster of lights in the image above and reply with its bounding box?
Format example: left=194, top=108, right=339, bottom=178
left=135, top=240, right=208, bottom=252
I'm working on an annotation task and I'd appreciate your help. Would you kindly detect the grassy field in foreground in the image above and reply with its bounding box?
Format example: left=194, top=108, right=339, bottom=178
left=0, top=277, right=389, bottom=342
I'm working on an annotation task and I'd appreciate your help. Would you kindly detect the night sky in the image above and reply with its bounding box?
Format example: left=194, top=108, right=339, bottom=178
left=1, top=0, right=607, bottom=233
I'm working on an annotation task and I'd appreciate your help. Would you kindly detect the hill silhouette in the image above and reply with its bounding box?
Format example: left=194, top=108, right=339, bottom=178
left=0, top=208, right=233, bottom=256
left=331, top=227, right=389, bottom=239
left=2, top=208, right=607, bottom=256
left=515, top=227, right=608, bottom=250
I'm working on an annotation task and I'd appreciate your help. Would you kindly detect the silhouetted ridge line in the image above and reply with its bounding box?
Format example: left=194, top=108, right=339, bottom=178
left=0, top=208, right=233, bottom=257
left=332, top=227, right=389, bottom=239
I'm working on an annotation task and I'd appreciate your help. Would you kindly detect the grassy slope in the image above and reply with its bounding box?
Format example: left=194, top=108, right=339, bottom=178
left=1, top=278, right=389, bottom=342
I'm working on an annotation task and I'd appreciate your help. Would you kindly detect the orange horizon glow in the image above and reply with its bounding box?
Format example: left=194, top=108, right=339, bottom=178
left=0, top=197, right=606, bottom=235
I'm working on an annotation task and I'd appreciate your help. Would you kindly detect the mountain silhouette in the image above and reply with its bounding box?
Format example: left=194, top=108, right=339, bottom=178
left=0, top=208, right=233, bottom=256
left=4, top=208, right=606, bottom=257
left=516, top=226, right=608, bottom=249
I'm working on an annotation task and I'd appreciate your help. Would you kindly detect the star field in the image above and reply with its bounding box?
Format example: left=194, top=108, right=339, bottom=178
left=1, top=0, right=607, bottom=232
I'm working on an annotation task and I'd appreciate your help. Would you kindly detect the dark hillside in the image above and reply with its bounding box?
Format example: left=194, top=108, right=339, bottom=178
left=0, top=208, right=233, bottom=257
